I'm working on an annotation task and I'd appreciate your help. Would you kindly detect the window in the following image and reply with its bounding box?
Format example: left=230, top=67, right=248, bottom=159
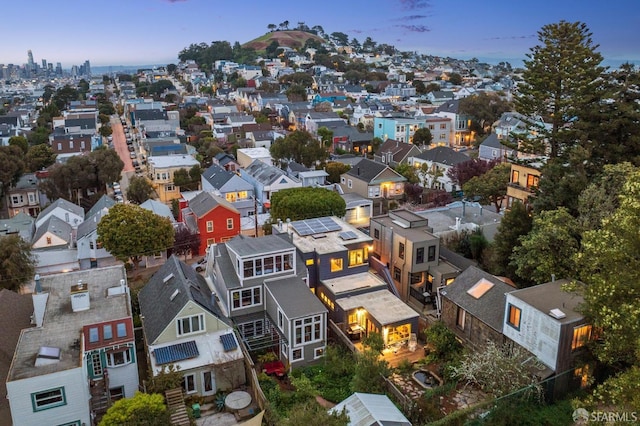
left=374, top=228, right=380, bottom=239
left=507, top=304, right=521, bottom=330
left=90, top=352, right=103, bottom=377
left=428, top=245, right=436, bottom=262
left=394, top=267, right=401, bottom=281
left=238, top=320, right=265, bottom=338
left=294, top=315, right=322, bottom=345
left=69, top=140, right=74, bottom=149
left=278, top=309, right=284, bottom=329
left=511, top=170, right=519, bottom=184
left=526, top=174, right=539, bottom=189
left=456, top=307, right=466, bottom=329
left=347, top=179, right=352, bottom=189
left=428, top=124, right=435, bottom=130
left=57, top=421, right=81, bottom=426
left=231, top=287, right=262, bottom=309
left=203, top=371, right=214, bottom=394
left=572, top=325, right=592, bottom=350
left=107, top=348, right=132, bottom=367
left=177, top=314, right=204, bottom=336
left=109, top=386, right=124, bottom=402
left=341, top=177, right=346, bottom=184
left=440, top=133, right=446, bottom=140
left=416, top=247, right=424, bottom=264
left=46, top=236, right=52, bottom=245
left=305, top=258, right=314, bottom=266
left=90, top=241, right=95, bottom=249
left=182, top=373, right=196, bottom=394
left=32, top=387, right=66, bottom=411
left=440, top=123, right=447, bottom=129
left=103, top=325, right=113, bottom=340
left=399, top=242, right=405, bottom=259
left=166, top=184, right=175, bottom=192
left=314, top=347, right=325, bottom=359
left=410, top=272, right=422, bottom=285
left=292, top=348, right=303, bottom=361
left=330, top=258, right=343, bottom=272
left=116, top=322, right=127, bottom=338
left=89, top=327, right=99, bottom=343
left=57, top=143, right=62, bottom=151
left=80, top=141, right=85, bottom=150
left=348, top=249, right=366, bottom=267
left=226, top=218, right=234, bottom=230
left=206, top=221, right=214, bottom=232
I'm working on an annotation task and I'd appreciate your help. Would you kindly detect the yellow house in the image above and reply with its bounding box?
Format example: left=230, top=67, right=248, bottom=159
left=147, top=154, right=200, bottom=204
left=506, top=163, right=541, bottom=210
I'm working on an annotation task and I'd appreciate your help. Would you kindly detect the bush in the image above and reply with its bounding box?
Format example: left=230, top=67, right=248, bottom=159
left=424, top=322, right=463, bottom=364
left=396, top=358, right=414, bottom=375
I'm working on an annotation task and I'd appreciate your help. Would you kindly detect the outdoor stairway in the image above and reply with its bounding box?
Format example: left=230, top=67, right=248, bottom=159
left=165, top=388, right=190, bottom=426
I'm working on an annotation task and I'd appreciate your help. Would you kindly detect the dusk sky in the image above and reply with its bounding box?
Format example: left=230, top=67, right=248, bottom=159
left=3, top=0, right=639, bottom=68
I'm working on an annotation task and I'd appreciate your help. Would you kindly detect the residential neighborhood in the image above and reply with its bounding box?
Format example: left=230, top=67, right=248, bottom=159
left=0, top=15, right=637, bottom=426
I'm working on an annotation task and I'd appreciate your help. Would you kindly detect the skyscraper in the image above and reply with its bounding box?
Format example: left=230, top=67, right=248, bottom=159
left=27, top=50, right=35, bottom=75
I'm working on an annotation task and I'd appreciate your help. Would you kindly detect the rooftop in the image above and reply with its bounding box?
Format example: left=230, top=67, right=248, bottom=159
left=275, top=217, right=372, bottom=255
left=148, top=154, right=199, bottom=169
left=8, top=266, right=131, bottom=381
left=509, top=279, right=584, bottom=325
left=322, top=272, right=387, bottom=296
left=336, top=289, right=418, bottom=326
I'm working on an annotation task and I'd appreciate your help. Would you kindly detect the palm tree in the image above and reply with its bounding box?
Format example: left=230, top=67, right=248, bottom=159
left=267, top=24, right=276, bottom=32
left=283, top=20, right=289, bottom=30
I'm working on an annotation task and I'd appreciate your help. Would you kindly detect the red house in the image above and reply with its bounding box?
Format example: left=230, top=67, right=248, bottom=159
left=181, top=191, right=241, bottom=255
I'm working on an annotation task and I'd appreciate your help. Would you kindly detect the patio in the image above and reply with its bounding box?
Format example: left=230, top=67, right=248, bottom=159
left=354, top=340, right=426, bottom=368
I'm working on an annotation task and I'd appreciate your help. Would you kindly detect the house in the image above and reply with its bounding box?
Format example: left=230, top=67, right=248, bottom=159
left=212, top=152, right=241, bottom=172
left=505, top=162, right=541, bottom=210
left=5, top=173, right=42, bottom=218
left=31, top=215, right=73, bottom=249
left=434, top=100, right=473, bottom=148
left=440, top=266, right=515, bottom=349
left=272, top=217, right=418, bottom=349
left=373, top=116, right=426, bottom=143
left=503, top=279, right=591, bottom=397
left=478, top=133, right=516, bottom=162
left=239, top=160, right=302, bottom=211
left=35, top=198, right=84, bottom=230
left=76, top=195, right=118, bottom=270
left=374, top=138, right=422, bottom=167
left=426, top=90, right=455, bottom=106
left=205, top=235, right=328, bottom=370
left=180, top=191, right=241, bottom=255
left=340, top=193, right=373, bottom=228
left=6, top=266, right=139, bottom=425
left=339, top=158, right=406, bottom=213
left=0, top=212, right=35, bottom=241
left=139, top=256, right=246, bottom=398
left=423, top=115, right=453, bottom=147
left=200, top=164, right=255, bottom=217
left=329, top=392, right=411, bottom=426
left=236, top=147, right=272, bottom=169
left=0, top=289, right=35, bottom=422
left=147, top=154, right=200, bottom=204
left=409, top=146, right=470, bottom=192
left=415, top=200, right=503, bottom=242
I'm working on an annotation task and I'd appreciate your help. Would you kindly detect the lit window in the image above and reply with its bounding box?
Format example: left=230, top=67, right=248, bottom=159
left=572, top=325, right=592, bottom=350
left=507, top=304, right=521, bottom=330
left=106, top=349, right=131, bottom=367
left=456, top=307, right=465, bottom=329
left=399, top=242, right=405, bottom=259
left=305, top=258, right=314, bottom=266
left=330, top=258, right=343, bottom=272
left=348, top=249, right=366, bottom=267
left=314, top=347, right=325, bottom=359
left=31, top=387, right=66, bottom=411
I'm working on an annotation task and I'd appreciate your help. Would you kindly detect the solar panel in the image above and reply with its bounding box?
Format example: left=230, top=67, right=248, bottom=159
left=155, top=340, right=199, bottom=365
left=339, top=231, right=358, bottom=241
left=220, top=333, right=238, bottom=352
left=290, top=217, right=342, bottom=236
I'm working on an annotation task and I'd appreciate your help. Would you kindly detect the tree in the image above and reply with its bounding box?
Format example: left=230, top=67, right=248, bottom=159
left=267, top=23, right=277, bottom=32
left=462, top=162, right=510, bottom=212
left=99, top=392, right=169, bottom=426
left=146, top=364, right=183, bottom=394
left=510, top=207, right=581, bottom=287
left=489, top=201, right=532, bottom=278
left=317, top=127, right=334, bottom=148
left=448, top=72, right=463, bottom=86
left=450, top=341, right=542, bottom=399
left=330, top=32, right=349, bottom=46
left=283, top=401, right=349, bottom=426
left=394, top=163, right=419, bottom=184
left=126, top=176, right=154, bottom=204
left=412, top=127, right=433, bottom=148
left=459, top=93, right=513, bottom=136
left=25, top=144, right=56, bottom=172
left=270, top=187, right=346, bottom=221
left=8, top=136, right=28, bottom=154
left=447, top=158, right=499, bottom=189
left=515, top=21, right=605, bottom=159
left=90, top=147, right=124, bottom=189
left=351, top=333, right=389, bottom=394
left=270, top=130, right=328, bottom=168
left=173, top=166, right=201, bottom=191
left=325, top=162, right=350, bottom=184
left=576, top=169, right=640, bottom=367
left=0, top=234, right=36, bottom=292
left=266, top=40, right=280, bottom=58
left=97, top=204, right=175, bottom=271
left=0, top=146, right=24, bottom=196
left=172, top=226, right=200, bottom=259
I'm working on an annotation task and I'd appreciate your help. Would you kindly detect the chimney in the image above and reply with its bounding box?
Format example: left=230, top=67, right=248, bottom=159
left=34, top=274, right=42, bottom=294
left=70, top=281, right=90, bottom=312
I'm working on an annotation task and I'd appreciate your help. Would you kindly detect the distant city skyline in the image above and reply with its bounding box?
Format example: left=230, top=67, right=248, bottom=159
left=3, top=0, right=639, bottom=68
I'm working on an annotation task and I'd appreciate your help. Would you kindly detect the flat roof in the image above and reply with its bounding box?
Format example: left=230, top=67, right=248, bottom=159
left=8, top=266, right=131, bottom=381
left=279, top=216, right=373, bottom=255
left=416, top=201, right=502, bottom=239
left=148, top=154, right=199, bottom=169
left=508, top=279, right=584, bottom=325
left=323, top=272, right=387, bottom=296
left=336, top=289, right=418, bottom=326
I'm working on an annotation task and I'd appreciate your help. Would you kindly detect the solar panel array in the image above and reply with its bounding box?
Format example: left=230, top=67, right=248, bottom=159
left=155, top=340, right=199, bottom=365
left=339, top=231, right=358, bottom=241
left=290, top=217, right=342, bottom=236
left=220, top=333, right=238, bottom=352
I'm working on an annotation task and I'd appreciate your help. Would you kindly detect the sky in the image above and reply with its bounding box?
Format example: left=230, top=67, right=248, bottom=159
left=3, top=0, right=639, bottom=68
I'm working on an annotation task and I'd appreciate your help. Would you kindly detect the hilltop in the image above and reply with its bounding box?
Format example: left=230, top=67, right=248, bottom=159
left=243, top=30, right=325, bottom=51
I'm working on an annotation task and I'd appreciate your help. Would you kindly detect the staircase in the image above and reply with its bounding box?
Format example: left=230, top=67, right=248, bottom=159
left=165, top=388, right=190, bottom=426
left=90, top=379, right=109, bottom=417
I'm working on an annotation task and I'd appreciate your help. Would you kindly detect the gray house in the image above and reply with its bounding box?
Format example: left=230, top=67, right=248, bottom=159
left=200, top=164, right=255, bottom=217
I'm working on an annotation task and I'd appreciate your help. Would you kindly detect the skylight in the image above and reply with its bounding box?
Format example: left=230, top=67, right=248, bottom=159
left=466, top=278, right=494, bottom=299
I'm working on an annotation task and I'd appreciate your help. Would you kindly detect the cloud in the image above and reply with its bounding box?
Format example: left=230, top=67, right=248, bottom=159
left=395, top=24, right=430, bottom=33
left=485, top=34, right=535, bottom=40
left=395, top=14, right=430, bottom=21
left=398, top=0, right=431, bottom=10
left=165, top=0, right=188, bottom=3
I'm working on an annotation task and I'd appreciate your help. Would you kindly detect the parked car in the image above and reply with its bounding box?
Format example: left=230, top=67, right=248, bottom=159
left=128, top=145, right=135, bottom=152
left=192, top=258, right=207, bottom=272
left=130, top=152, right=136, bottom=159
left=132, top=160, right=139, bottom=167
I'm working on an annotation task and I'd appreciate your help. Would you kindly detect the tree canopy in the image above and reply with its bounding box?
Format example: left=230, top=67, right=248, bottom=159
left=515, top=21, right=605, bottom=159
left=270, top=187, right=346, bottom=222
left=99, top=392, right=169, bottom=426
left=489, top=201, right=532, bottom=279
left=412, top=127, right=433, bottom=147
left=126, top=176, right=154, bottom=204
left=459, top=93, right=513, bottom=136
left=462, top=162, right=510, bottom=212
left=97, top=204, right=175, bottom=271
left=447, top=158, right=499, bottom=189
left=0, top=234, right=36, bottom=292
left=270, top=130, right=328, bottom=168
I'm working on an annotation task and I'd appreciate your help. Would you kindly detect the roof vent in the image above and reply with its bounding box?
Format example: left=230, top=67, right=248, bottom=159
left=549, top=308, right=566, bottom=319
left=170, top=289, right=180, bottom=301
left=35, top=346, right=61, bottom=366
left=70, top=281, right=90, bottom=312
left=163, top=273, right=174, bottom=283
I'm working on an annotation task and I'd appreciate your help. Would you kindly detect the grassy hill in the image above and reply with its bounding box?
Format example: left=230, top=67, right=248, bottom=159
left=243, top=30, right=325, bottom=51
